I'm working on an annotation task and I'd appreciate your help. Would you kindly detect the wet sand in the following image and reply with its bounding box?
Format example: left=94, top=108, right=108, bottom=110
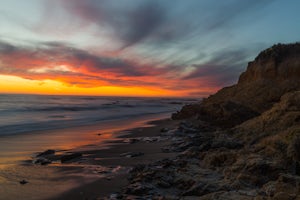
left=51, top=118, right=180, bottom=200
left=0, top=114, right=180, bottom=200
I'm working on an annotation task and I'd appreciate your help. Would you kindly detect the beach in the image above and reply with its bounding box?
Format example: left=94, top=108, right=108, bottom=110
left=52, top=118, right=180, bottom=200
left=0, top=111, right=180, bottom=200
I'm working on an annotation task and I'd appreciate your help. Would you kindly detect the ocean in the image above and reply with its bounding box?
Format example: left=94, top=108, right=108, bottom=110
left=0, top=94, right=196, bottom=136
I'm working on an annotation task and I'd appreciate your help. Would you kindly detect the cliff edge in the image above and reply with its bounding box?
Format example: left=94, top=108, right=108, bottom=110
left=173, top=43, right=300, bottom=128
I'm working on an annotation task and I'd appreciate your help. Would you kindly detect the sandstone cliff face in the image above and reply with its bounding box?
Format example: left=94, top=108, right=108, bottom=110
left=234, top=91, right=300, bottom=142
left=173, top=43, right=300, bottom=128
left=239, top=43, right=300, bottom=83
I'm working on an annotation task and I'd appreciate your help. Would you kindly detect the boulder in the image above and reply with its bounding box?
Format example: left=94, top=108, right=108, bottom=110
left=37, top=149, right=55, bottom=157
left=33, top=157, right=52, bottom=165
left=19, top=180, right=28, bottom=185
left=60, top=153, right=82, bottom=163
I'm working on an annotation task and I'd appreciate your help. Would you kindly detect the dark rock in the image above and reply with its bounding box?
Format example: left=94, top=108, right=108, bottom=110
left=198, top=142, right=212, bottom=152
left=178, top=121, right=198, bottom=133
left=179, top=147, right=201, bottom=158
left=20, top=180, right=28, bottom=185
left=37, top=149, right=55, bottom=157
left=172, top=104, right=201, bottom=120
left=33, top=157, right=52, bottom=165
left=125, top=183, right=154, bottom=195
left=142, top=137, right=159, bottom=143
left=160, top=128, right=169, bottom=132
left=60, top=152, right=82, bottom=163
left=123, top=138, right=140, bottom=144
left=199, top=101, right=259, bottom=128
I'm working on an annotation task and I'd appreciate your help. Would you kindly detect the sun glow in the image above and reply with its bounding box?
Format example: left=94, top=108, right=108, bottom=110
left=0, top=75, right=182, bottom=97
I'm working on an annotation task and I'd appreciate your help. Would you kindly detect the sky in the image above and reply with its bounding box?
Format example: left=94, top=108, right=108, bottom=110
left=0, top=0, right=299, bottom=97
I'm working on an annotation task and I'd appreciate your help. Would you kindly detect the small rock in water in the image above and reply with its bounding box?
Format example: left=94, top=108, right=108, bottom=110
left=19, top=180, right=28, bottom=185
left=37, top=149, right=55, bottom=157
left=61, top=152, right=82, bottom=163
left=33, top=158, right=52, bottom=165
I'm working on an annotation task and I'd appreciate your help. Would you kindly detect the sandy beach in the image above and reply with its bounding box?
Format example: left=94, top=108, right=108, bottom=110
left=0, top=114, right=180, bottom=200
left=51, top=118, right=180, bottom=200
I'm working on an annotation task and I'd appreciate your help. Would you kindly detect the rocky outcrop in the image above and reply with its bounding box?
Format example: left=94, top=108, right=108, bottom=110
left=102, top=44, right=300, bottom=199
left=33, top=151, right=82, bottom=165
left=239, top=43, right=300, bottom=83
left=173, top=43, right=300, bottom=128
left=235, top=91, right=300, bottom=141
left=109, top=119, right=297, bottom=199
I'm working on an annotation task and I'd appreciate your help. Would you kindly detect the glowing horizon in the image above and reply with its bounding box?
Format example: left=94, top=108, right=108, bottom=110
left=0, top=75, right=211, bottom=97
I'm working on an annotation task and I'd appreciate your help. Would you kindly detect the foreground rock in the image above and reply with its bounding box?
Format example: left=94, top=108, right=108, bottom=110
left=104, top=118, right=300, bottom=199
left=33, top=150, right=83, bottom=164
left=19, top=180, right=28, bottom=185
left=37, top=149, right=55, bottom=157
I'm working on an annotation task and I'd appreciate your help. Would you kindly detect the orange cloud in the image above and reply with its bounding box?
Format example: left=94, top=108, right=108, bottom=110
left=0, top=41, right=222, bottom=97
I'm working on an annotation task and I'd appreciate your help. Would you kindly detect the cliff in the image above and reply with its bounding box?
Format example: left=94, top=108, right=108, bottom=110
left=105, top=43, right=300, bottom=199
left=173, top=43, right=300, bottom=128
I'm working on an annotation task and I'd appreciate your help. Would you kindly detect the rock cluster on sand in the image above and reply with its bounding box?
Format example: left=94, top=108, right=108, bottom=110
left=33, top=149, right=82, bottom=165
left=103, top=43, right=300, bottom=199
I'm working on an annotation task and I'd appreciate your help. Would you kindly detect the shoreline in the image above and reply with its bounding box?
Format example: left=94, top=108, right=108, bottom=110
left=0, top=112, right=171, bottom=166
left=50, top=118, right=181, bottom=200
left=0, top=114, right=180, bottom=200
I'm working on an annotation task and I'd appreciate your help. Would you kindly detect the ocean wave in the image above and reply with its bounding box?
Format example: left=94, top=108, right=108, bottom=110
left=0, top=111, right=171, bottom=136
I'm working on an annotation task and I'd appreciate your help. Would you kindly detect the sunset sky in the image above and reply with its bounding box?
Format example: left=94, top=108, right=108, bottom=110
left=0, top=0, right=299, bottom=97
